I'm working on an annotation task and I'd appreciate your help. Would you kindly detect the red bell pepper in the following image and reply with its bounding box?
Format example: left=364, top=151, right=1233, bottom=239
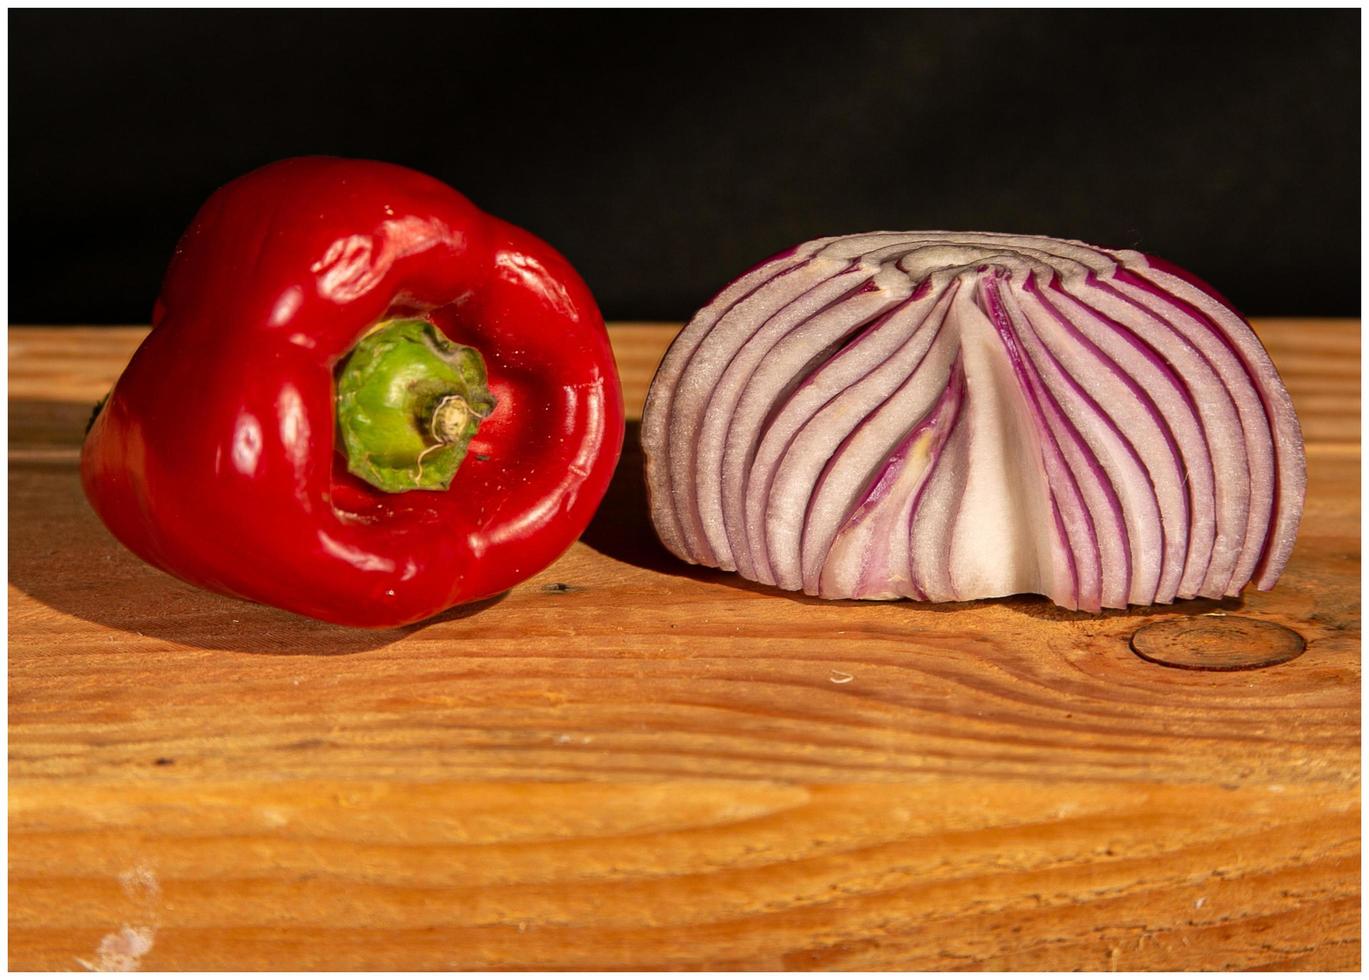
left=81, top=157, right=624, bottom=627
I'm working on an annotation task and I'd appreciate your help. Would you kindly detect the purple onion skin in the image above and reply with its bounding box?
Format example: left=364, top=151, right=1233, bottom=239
left=641, top=232, right=1306, bottom=613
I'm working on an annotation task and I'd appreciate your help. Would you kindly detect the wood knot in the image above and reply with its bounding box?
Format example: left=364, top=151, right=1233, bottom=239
left=1129, top=615, right=1305, bottom=671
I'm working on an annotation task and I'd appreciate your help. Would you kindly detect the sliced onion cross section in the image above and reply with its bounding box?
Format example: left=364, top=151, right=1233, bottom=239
left=641, top=232, right=1306, bottom=611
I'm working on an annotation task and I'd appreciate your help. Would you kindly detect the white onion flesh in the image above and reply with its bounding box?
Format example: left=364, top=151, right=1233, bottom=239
left=641, top=232, right=1306, bottom=612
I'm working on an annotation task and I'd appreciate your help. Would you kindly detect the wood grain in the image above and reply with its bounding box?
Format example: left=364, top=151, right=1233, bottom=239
left=8, top=320, right=1360, bottom=971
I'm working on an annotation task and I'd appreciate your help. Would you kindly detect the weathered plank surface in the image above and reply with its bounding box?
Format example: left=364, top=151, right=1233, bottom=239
left=8, top=321, right=1360, bottom=970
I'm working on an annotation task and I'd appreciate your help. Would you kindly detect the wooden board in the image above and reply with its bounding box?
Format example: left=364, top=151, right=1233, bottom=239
left=8, top=320, right=1360, bottom=970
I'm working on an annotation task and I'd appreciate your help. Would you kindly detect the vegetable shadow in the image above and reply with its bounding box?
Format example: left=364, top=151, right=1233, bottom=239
left=919, top=592, right=1246, bottom=622
left=10, top=398, right=506, bottom=656
left=580, top=419, right=721, bottom=580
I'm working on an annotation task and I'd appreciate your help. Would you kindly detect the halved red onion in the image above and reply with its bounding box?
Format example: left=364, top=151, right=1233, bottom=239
left=641, top=232, right=1306, bottom=612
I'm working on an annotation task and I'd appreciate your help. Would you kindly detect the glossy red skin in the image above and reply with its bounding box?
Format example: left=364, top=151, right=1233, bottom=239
left=81, top=157, right=624, bottom=628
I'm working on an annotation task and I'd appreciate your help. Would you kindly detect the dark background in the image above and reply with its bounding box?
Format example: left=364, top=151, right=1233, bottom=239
left=9, top=9, right=1360, bottom=323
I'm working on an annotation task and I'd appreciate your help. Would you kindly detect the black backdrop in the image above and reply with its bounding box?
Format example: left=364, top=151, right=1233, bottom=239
left=9, top=8, right=1360, bottom=323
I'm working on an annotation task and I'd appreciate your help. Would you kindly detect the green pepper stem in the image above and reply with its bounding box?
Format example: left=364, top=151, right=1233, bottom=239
left=335, top=319, right=495, bottom=493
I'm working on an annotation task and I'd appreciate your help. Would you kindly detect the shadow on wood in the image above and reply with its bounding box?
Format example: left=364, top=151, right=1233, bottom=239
left=579, top=420, right=748, bottom=589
